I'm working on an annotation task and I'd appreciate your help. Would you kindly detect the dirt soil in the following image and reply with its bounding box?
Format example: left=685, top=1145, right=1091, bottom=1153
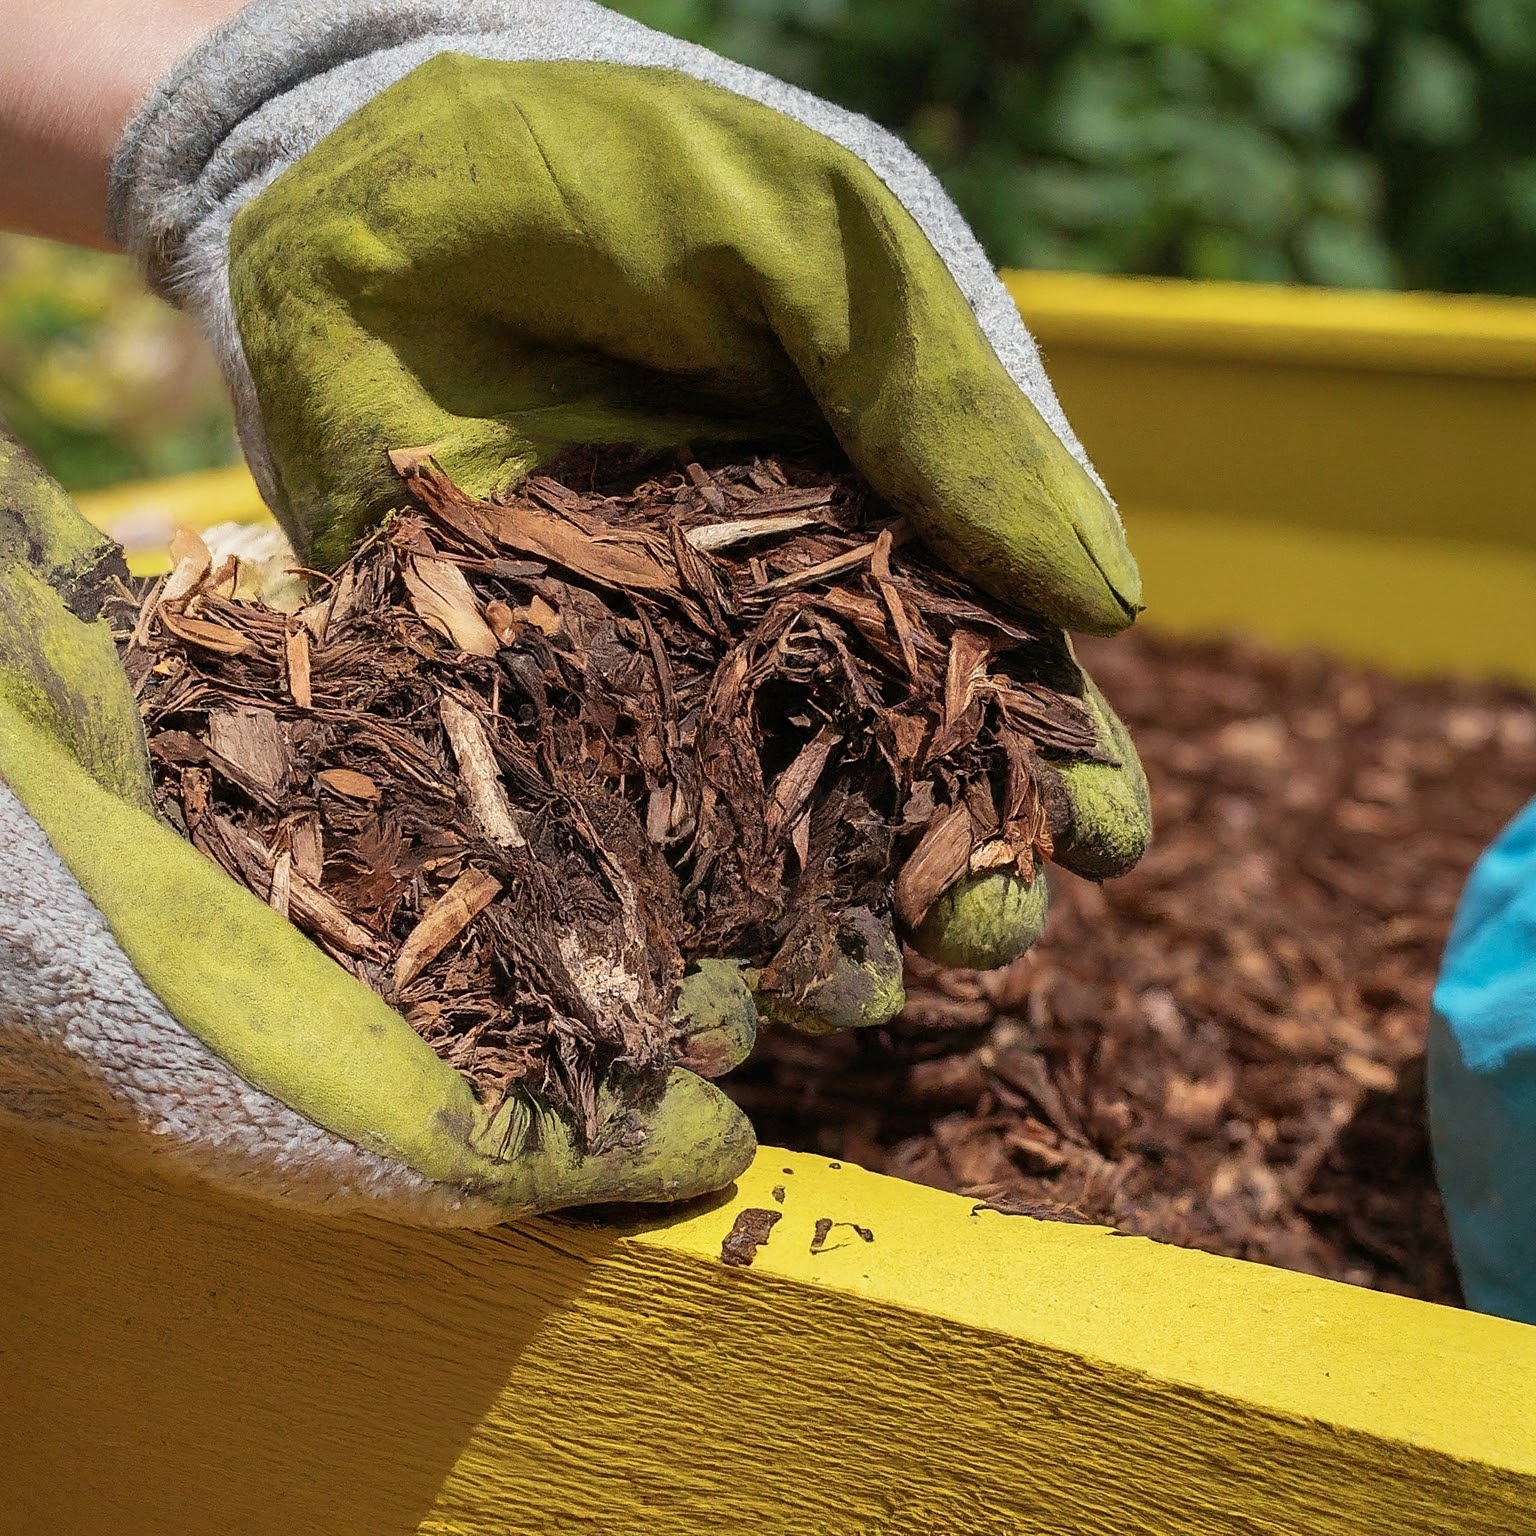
left=726, top=629, right=1536, bottom=1304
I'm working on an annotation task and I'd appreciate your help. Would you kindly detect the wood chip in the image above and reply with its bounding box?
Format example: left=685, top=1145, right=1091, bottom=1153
left=484, top=599, right=518, bottom=646
left=317, top=768, right=380, bottom=801
left=207, top=708, right=291, bottom=797
left=871, top=527, right=920, bottom=684
left=214, top=817, right=384, bottom=960
left=393, top=868, right=502, bottom=990
left=439, top=695, right=525, bottom=848
left=765, top=729, right=840, bottom=846
left=285, top=626, right=312, bottom=708
left=720, top=1207, right=781, bottom=1267
left=685, top=512, right=822, bottom=551
left=927, top=630, right=996, bottom=762
left=759, top=540, right=879, bottom=594
left=893, top=802, right=974, bottom=930
left=523, top=594, right=561, bottom=636
left=289, top=814, right=324, bottom=884
left=267, top=848, right=293, bottom=919
left=483, top=496, right=675, bottom=593
left=403, top=554, right=500, bottom=657
left=157, top=607, right=253, bottom=656
left=160, top=527, right=213, bottom=606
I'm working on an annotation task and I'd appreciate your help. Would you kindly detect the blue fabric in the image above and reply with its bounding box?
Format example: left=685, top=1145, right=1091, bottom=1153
left=1429, top=795, right=1536, bottom=1324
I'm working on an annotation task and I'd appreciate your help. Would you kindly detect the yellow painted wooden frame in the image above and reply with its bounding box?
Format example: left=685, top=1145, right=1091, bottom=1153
left=85, top=271, right=1536, bottom=686
left=7, top=274, right=1533, bottom=1534
left=1003, top=271, right=1536, bottom=685
left=8, top=1123, right=1535, bottom=1535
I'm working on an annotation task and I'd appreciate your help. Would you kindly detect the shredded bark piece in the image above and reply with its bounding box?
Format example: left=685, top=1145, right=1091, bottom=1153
left=393, top=868, right=502, bottom=991
left=285, top=626, right=312, bottom=709
left=115, top=448, right=1101, bottom=1142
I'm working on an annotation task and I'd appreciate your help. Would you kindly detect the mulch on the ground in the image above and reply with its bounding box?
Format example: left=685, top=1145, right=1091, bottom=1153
left=727, top=629, right=1536, bottom=1303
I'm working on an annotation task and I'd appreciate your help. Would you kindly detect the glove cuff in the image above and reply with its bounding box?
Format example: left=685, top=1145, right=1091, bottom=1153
left=109, top=1, right=533, bottom=295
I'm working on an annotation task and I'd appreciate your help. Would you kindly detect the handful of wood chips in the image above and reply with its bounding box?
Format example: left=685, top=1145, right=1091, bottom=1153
left=115, top=449, right=1107, bottom=1142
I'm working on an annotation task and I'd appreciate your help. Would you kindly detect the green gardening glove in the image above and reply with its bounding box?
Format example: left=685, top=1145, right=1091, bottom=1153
left=113, top=0, right=1151, bottom=987
left=0, top=424, right=755, bottom=1220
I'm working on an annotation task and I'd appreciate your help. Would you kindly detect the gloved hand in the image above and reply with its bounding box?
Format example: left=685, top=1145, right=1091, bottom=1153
left=113, top=0, right=1150, bottom=975
left=0, top=425, right=755, bottom=1220
left=1428, top=796, right=1536, bottom=1325
left=1, top=0, right=1150, bottom=1223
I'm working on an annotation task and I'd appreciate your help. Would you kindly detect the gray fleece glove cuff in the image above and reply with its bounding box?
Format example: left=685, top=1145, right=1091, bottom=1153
left=107, top=0, right=1102, bottom=492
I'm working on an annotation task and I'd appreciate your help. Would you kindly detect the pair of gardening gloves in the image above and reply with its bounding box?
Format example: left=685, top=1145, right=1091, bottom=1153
left=0, top=0, right=1149, bottom=1225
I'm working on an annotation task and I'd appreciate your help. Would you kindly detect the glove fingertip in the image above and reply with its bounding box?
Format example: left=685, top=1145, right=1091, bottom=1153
left=672, top=960, right=758, bottom=1077
left=914, top=867, right=1050, bottom=972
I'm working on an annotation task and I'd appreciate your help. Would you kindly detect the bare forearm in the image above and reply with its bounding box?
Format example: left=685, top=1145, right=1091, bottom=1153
left=0, top=0, right=244, bottom=248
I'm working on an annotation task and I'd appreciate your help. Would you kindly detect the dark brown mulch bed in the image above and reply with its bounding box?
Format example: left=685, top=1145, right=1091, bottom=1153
left=725, top=629, right=1536, bottom=1304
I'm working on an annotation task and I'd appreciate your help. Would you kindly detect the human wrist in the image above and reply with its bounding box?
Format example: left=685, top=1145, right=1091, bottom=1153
left=0, top=0, right=244, bottom=248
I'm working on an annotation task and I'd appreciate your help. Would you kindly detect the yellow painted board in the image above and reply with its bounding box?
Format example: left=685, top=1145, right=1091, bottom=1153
left=1004, top=267, right=1536, bottom=379
left=1001, top=270, right=1536, bottom=684
left=4, top=1122, right=1534, bottom=1536
left=76, top=463, right=270, bottom=576
left=1128, top=504, right=1536, bottom=687
left=1030, top=344, right=1536, bottom=554
left=1004, top=270, right=1536, bottom=555
left=80, top=274, right=1536, bottom=686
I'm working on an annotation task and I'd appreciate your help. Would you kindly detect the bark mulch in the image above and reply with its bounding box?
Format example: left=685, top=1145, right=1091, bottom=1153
left=727, top=629, right=1536, bottom=1304
left=115, top=449, right=1099, bottom=1149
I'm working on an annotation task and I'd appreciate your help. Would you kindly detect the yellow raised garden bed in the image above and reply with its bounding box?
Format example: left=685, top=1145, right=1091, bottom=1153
left=6, top=273, right=1534, bottom=1535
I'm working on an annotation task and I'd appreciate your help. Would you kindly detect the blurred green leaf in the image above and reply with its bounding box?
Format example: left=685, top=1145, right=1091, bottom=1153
left=1383, top=34, right=1480, bottom=144
left=604, top=0, right=1534, bottom=298
left=0, top=235, right=237, bottom=491
left=1467, top=0, right=1536, bottom=64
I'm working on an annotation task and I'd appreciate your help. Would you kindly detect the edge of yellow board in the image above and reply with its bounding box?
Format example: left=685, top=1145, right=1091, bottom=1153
left=1003, top=267, right=1536, bottom=378
left=80, top=273, right=1536, bottom=691
left=5, top=1124, right=1534, bottom=1534
left=78, top=463, right=271, bottom=576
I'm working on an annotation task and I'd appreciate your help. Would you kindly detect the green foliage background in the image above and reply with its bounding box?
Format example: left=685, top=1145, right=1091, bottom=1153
left=620, top=0, right=1536, bottom=292
left=3, top=0, right=1533, bottom=490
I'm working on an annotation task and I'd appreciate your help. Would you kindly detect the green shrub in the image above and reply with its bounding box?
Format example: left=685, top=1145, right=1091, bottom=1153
left=0, top=236, right=235, bottom=491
